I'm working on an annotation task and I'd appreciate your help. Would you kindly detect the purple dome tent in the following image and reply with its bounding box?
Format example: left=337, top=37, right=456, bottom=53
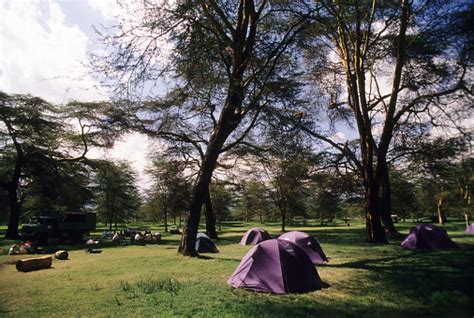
left=228, top=239, right=322, bottom=294
left=278, top=231, right=328, bottom=264
left=240, top=227, right=271, bottom=245
left=400, top=224, right=458, bottom=249
left=465, top=224, right=474, bottom=234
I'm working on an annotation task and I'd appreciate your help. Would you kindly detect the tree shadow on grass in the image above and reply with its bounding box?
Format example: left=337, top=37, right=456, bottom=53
left=325, top=246, right=474, bottom=316
left=228, top=246, right=473, bottom=318
left=225, top=295, right=451, bottom=318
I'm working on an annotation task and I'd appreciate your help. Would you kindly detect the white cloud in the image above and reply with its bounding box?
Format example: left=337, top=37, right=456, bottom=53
left=86, top=0, right=121, bottom=22
left=0, top=0, right=106, bottom=103
left=0, top=0, right=153, bottom=188
left=88, top=133, right=154, bottom=191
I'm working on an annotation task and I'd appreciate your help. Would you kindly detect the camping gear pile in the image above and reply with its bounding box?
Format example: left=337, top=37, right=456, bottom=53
left=85, top=239, right=102, bottom=253
left=169, top=225, right=181, bottom=234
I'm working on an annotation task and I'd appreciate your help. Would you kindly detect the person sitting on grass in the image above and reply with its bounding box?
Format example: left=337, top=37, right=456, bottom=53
left=112, top=232, right=121, bottom=244
left=134, top=232, right=143, bottom=245
left=144, top=231, right=154, bottom=243
left=8, top=244, right=19, bottom=255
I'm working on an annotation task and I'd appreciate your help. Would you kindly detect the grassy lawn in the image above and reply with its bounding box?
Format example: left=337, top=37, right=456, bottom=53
left=0, top=221, right=473, bottom=317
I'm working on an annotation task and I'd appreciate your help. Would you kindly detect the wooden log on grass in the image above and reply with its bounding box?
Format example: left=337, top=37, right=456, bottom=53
left=16, top=256, right=52, bottom=272
left=55, top=250, right=69, bottom=260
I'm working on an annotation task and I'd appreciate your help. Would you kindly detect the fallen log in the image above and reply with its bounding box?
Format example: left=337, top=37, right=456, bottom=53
left=16, top=256, right=52, bottom=272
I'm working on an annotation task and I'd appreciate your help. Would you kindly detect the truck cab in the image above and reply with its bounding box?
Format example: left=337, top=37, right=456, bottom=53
left=22, top=212, right=96, bottom=242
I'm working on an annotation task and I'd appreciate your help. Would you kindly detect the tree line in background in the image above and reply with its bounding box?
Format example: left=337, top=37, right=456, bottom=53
left=1, top=90, right=471, bottom=238
left=1, top=1, right=473, bottom=255
left=0, top=92, right=140, bottom=237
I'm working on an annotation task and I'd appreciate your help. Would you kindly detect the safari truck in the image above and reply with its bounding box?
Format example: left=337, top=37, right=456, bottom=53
left=22, top=212, right=96, bottom=242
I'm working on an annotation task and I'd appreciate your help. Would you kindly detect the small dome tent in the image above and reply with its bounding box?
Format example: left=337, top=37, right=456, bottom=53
left=240, top=227, right=271, bottom=245
left=278, top=231, right=328, bottom=264
left=196, top=233, right=219, bottom=253
left=227, top=239, right=323, bottom=294
left=401, top=224, right=458, bottom=249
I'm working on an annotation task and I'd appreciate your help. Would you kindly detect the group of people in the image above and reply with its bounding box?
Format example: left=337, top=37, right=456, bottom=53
left=8, top=240, right=35, bottom=255
left=111, top=231, right=127, bottom=245
left=110, top=230, right=161, bottom=245
left=131, top=231, right=161, bottom=244
left=5, top=230, right=163, bottom=256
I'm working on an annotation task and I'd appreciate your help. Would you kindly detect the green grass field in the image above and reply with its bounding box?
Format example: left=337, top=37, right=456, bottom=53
left=0, top=221, right=473, bottom=317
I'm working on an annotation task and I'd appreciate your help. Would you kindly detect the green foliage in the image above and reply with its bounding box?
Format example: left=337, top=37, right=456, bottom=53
left=0, top=92, right=111, bottom=236
left=390, top=171, right=419, bottom=221
left=142, top=158, right=191, bottom=227
left=308, top=172, right=348, bottom=222
left=407, top=137, right=472, bottom=221
left=237, top=179, right=274, bottom=222
left=94, top=160, right=141, bottom=229
left=210, top=182, right=233, bottom=223
left=22, top=161, right=94, bottom=218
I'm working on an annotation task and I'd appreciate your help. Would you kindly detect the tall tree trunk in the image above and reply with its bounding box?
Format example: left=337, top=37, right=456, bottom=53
left=4, top=154, right=24, bottom=239
left=437, top=197, right=445, bottom=225
left=107, top=192, right=112, bottom=232
left=109, top=201, right=112, bottom=231
left=379, top=164, right=399, bottom=237
left=365, top=179, right=387, bottom=243
left=204, top=188, right=218, bottom=239
left=180, top=174, right=212, bottom=256
left=5, top=184, right=21, bottom=239
left=179, top=109, right=242, bottom=256
left=281, top=204, right=286, bottom=232
left=178, top=0, right=262, bottom=255
left=164, top=208, right=168, bottom=232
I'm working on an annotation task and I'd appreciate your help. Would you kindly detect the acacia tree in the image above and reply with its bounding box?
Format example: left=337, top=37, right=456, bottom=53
left=240, top=179, right=271, bottom=223
left=390, top=170, right=418, bottom=222
left=254, top=131, right=317, bottom=231
left=96, top=1, right=313, bottom=255
left=302, top=0, right=473, bottom=242
left=308, top=172, right=345, bottom=224
left=209, top=182, right=233, bottom=231
left=0, top=92, right=116, bottom=238
left=95, top=160, right=141, bottom=230
left=21, top=159, right=94, bottom=218
left=406, top=137, right=469, bottom=224
left=146, top=158, right=191, bottom=232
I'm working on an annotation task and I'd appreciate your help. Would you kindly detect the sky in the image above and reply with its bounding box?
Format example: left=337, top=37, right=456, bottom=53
left=0, top=0, right=152, bottom=188
left=2, top=1, right=469, bottom=191
left=0, top=0, right=350, bottom=190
